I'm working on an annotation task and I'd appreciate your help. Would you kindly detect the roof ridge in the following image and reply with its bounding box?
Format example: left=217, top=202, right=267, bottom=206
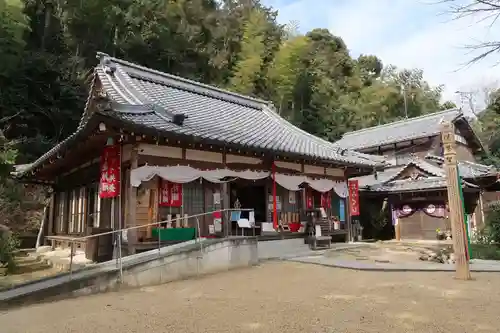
left=342, top=108, right=462, bottom=138
left=96, top=52, right=271, bottom=110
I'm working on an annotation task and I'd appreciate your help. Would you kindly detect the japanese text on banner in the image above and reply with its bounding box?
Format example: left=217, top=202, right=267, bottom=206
left=99, top=145, right=120, bottom=198
left=348, top=180, right=360, bottom=216
left=159, top=180, right=183, bottom=207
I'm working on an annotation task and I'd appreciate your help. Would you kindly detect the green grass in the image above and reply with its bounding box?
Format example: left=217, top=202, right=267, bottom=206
left=470, top=244, right=500, bottom=261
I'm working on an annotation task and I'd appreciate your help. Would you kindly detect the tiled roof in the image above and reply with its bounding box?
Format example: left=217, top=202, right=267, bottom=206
left=354, top=158, right=444, bottom=188
left=93, top=54, right=382, bottom=167
left=369, top=177, right=476, bottom=192
left=353, top=166, right=403, bottom=188
left=354, top=156, right=494, bottom=192
left=335, top=109, right=462, bottom=150
left=15, top=53, right=385, bottom=178
left=459, top=160, right=497, bottom=178
left=424, top=154, right=497, bottom=179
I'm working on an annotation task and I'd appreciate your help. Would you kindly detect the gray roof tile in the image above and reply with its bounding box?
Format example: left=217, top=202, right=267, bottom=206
left=335, top=109, right=461, bottom=150
left=369, top=177, right=477, bottom=192
left=16, top=53, right=385, bottom=178
left=424, top=154, right=497, bottom=178
left=354, top=156, right=493, bottom=192
left=96, top=54, right=383, bottom=167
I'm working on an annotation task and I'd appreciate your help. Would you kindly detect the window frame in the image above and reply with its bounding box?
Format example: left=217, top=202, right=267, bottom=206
left=68, top=187, right=86, bottom=234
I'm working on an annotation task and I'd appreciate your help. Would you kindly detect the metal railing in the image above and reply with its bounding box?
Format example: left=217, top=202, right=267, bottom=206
left=66, top=208, right=256, bottom=282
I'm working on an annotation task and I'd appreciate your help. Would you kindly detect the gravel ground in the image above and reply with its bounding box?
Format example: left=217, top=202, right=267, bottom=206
left=1, top=261, right=500, bottom=333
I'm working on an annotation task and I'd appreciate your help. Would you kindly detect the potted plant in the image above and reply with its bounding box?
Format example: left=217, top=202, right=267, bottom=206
left=444, top=230, right=452, bottom=240
left=436, top=228, right=445, bottom=240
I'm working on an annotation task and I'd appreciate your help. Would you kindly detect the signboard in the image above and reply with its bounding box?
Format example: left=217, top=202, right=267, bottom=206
left=288, top=191, right=296, bottom=204
left=159, top=180, right=183, bottom=207
left=213, top=211, right=222, bottom=232
left=348, top=180, right=360, bottom=216
left=213, top=191, right=221, bottom=205
left=99, top=145, right=120, bottom=198
left=339, top=199, right=346, bottom=222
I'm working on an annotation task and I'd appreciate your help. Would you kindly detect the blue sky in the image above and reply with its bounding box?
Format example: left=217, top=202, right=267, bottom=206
left=262, top=0, right=500, bottom=110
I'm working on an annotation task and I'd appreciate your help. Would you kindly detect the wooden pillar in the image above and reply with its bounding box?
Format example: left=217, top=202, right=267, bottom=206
left=127, top=146, right=138, bottom=254
left=63, top=192, right=69, bottom=235
left=395, top=220, right=401, bottom=241
left=47, top=192, right=55, bottom=239
left=479, top=191, right=485, bottom=228
left=222, top=182, right=229, bottom=237
left=441, top=121, right=471, bottom=280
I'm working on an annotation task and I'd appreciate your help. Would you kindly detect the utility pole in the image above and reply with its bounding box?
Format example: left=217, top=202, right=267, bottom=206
left=441, top=121, right=471, bottom=280
left=402, top=84, right=408, bottom=119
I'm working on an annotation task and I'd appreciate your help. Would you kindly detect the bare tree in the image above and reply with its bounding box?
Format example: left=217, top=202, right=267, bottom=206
left=440, top=0, right=500, bottom=64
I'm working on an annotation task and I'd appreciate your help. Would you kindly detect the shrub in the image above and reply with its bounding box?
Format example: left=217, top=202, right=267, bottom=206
left=0, top=231, right=20, bottom=272
left=478, top=203, right=500, bottom=244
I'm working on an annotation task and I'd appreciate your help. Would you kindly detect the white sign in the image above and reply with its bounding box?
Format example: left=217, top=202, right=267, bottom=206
left=213, top=192, right=221, bottom=205
left=288, top=191, right=296, bottom=204
left=268, top=200, right=282, bottom=211
left=214, top=218, right=222, bottom=232
left=209, top=225, right=215, bottom=234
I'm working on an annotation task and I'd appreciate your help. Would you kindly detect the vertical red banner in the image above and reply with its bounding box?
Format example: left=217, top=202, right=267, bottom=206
left=99, top=145, right=121, bottom=198
left=158, top=180, right=183, bottom=207
left=159, top=180, right=170, bottom=206
left=321, top=192, right=331, bottom=209
left=348, top=180, right=360, bottom=216
left=306, top=189, right=313, bottom=209
left=320, top=191, right=331, bottom=209
left=170, top=183, right=182, bottom=207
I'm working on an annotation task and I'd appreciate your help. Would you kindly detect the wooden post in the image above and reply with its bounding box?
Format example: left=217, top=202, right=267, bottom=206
left=128, top=146, right=138, bottom=254
left=395, top=220, right=401, bottom=241
left=222, top=182, right=229, bottom=237
left=47, top=192, right=55, bottom=239
left=441, top=121, right=471, bottom=280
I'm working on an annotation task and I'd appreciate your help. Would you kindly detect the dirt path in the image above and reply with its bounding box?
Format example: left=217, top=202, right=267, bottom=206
left=1, top=261, right=499, bottom=333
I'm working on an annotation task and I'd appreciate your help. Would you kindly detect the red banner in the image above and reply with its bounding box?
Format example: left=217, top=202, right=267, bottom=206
left=159, top=180, right=183, bottom=207
left=321, top=191, right=331, bottom=209
left=306, top=189, right=313, bottom=209
left=348, top=180, right=360, bottom=216
left=99, top=145, right=120, bottom=198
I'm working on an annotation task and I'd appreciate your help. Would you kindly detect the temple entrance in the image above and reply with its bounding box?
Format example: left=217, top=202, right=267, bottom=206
left=230, top=180, right=266, bottom=235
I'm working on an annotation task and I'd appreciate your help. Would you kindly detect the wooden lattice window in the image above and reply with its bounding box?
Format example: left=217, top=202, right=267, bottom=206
left=55, top=192, right=67, bottom=233
left=68, top=187, right=86, bottom=234
left=87, top=184, right=101, bottom=228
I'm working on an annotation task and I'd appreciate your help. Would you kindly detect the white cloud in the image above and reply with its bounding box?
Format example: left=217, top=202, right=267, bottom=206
left=264, top=0, right=500, bottom=112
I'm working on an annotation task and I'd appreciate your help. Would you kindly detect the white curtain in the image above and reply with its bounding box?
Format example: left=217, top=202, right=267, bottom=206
left=130, top=165, right=270, bottom=187
left=130, top=166, right=348, bottom=196
left=332, top=181, right=349, bottom=198
left=274, top=174, right=307, bottom=191
left=306, top=178, right=336, bottom=193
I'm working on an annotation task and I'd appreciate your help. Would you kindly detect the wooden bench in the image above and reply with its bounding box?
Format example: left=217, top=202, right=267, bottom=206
left=46, top=235, right=87, bottom=251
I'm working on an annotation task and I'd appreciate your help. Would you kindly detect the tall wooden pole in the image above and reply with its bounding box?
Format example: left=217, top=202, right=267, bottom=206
left=441, top=121, right=472, bottom=280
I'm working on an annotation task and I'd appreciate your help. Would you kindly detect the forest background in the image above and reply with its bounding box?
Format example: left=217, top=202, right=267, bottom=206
left=1, top=0, right=499, bottom=231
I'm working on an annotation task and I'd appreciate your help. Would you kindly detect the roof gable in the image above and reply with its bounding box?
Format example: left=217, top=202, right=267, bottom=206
left=381, top=161, right=444, bottom=184
left=353, top=155, right=497, bottom=193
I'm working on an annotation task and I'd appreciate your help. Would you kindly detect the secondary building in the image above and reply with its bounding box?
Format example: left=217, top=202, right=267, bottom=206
left=335, top=109, right=500, bottom=241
